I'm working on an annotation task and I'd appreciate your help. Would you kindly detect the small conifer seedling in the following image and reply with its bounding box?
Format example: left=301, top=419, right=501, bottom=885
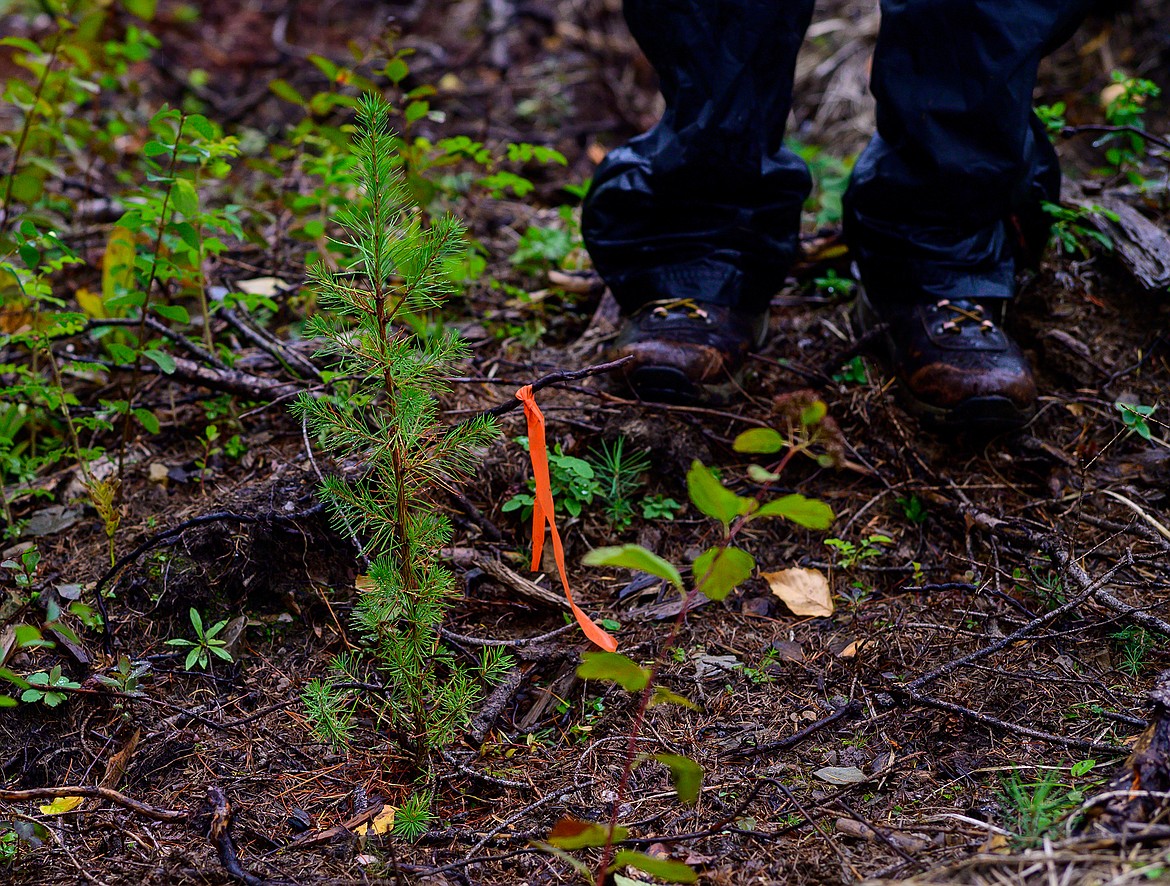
left=294, top=94, right=506, bottom=765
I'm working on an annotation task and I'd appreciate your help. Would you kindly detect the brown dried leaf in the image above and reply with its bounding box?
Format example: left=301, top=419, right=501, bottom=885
left=763, top=568, right=833, bottom=617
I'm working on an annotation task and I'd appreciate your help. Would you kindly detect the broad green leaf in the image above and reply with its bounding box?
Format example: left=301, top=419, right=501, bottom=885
left=733, top=427, right=784, bottom=454
left=800, top=400, right=827, bottom=426
left=610, top=850, right=698, bottom=883
left=652, top=753, right=702, bottom=804
left=143, top=349, right=176, bottom=374
left=686, top=461, right=755, bottom=527
left=547, top=818, right=628, bottom=850
left=405, top=100, right=429, bottom=123
left=582, top=544, right=683, bottom=591
left=106, top=342, right=138, bottom=365
left=648, top=686, right=700, bottom=711
left=172, top=178, right=199, bottom=217
left=13, top=625, right=47, bottom=648
left=121, top=0, right=157, bottom=20
left=269, top=78, right=306, bottom=105
left=0, top=695, right=16, bottom=707
left=0, top=37, right=42, bottom=54
left=186, top=114, right=214, bottom=139
left=152, top=303, right=189, bottom=324
left=0, top=667, right=31, bottom=690
left=384, top=58, right=409, bottom=84
left=577, top=652, right=650, bottom=691
left=11, top=172, right=44, bottom=203
left=754, top=494, right=834, bottom=530
left=105, top=289, right=146, bottom=311
left=134, top=408, right=160, bottom=435
left=691, top=546, right=754, bottom=601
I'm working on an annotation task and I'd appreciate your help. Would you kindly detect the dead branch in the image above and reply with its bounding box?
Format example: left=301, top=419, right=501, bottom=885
left=0, top=785, right=187, bottom=823
left=724, top=701, right=864, bottom=759
left=478, top=355, right=635, bottom=419
left=890, top=687, right=1128, bottom=754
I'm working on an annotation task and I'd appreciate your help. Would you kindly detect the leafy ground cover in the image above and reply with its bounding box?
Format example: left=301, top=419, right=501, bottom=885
left=2, top=1, right=1170, bottom=884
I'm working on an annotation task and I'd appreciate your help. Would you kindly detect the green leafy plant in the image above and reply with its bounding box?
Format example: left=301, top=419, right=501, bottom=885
left=1098, top=71, right=1161, bottom=183
left=588, top=436, right=652, bottom=531
left=825, top=534, right=892, bottom=569
left=392, top=789, right=436, bottom=841
left=1043, top=200, right=1118, bottom=258
left=1034, top=101, right=1067, bottom=136
left=897, top=494, right=928, bottom=525
left=165, top=607, right=233, bottom=671
left=641, top=493, right=683, bottom=521
left=1116, top=400, right=1157, bottom=441
left=0, top=545, right=40, bottom=588
left=292, top=93, right=506, bottom=766
left=503, top=436, right=599, bottom=519
left=19, top=664, right=79, bottom=708
left=811, top=269, right=856, bottom=299
left=553, top=408, right=836, bottom=884
left=94, top=655, right=151, bottom=699
left=1111, top=626, right=1152, bottom=678
left=833, top=355, right=869, bottom=386
left=998, top=763, right=1098, bottom=847
left=0, top=826, right=16, bottom=863
left=511, top=205, right=585, bottom=275
left=790, top=140, right=854, bottom=228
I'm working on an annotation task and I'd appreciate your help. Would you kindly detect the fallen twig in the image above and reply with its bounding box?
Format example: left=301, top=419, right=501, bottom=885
left=478, top=355, right=635, bottom=419
left=724, top=701, right=863, bottom=759
left=0, top=785, right=187, bottom=823
left=889, top=687, right=1128, bottom=754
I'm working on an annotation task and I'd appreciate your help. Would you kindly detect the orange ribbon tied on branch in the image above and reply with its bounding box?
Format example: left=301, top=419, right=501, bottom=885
left=515, top=385, right=618, bottom=652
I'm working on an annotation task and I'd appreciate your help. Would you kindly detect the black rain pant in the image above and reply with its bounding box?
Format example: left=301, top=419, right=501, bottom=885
left=582, top=0, right=1092, bottom=315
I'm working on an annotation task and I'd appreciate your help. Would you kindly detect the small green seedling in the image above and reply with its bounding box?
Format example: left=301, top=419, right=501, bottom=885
left=166, top=608, right=233, bottom=671
left=21, top=664, right=79, bottom=708
left=1116, top=400, right=1156, bottom=441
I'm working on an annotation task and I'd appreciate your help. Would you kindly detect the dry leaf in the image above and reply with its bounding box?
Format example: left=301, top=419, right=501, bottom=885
left=837, top=639, right=864, bottom=658
left=235, top=276, right=287, bottom=297
left=763, top=568, right=833, bottom=617
left=814, top=766, right=867, bottom=785
left=355, top=805, right=396, bottom=836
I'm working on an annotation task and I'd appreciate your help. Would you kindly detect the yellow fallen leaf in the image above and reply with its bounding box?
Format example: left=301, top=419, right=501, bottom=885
left=763, top=568, right=833, bottom=617
left=40, top=796, right=83, bottom=815
left=356, top=805, right=395, bottom=836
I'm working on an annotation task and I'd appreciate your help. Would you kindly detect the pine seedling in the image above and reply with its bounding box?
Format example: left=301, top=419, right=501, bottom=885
left=294, top=94, right=503, bottom=765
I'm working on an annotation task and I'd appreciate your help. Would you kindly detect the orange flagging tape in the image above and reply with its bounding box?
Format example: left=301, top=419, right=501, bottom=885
left=515, top=385, right=618, bottom=652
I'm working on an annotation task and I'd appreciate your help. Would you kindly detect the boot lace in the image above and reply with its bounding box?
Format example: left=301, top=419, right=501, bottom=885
left=936, top=299, right=996, bottom=336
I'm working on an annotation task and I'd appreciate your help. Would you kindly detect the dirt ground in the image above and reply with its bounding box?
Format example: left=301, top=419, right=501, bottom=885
left=3, top=1, right=1170, bottom=884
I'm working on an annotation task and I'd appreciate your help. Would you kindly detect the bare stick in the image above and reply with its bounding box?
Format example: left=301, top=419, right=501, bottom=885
left=479, top=355, right=635, bottom=419
left=0, top=786, right=187, bottom=823
left=891, top=688, right=1127, bottom=754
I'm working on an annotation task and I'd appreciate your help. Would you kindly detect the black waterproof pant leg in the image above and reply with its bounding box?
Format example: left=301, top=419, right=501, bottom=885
left=844, top=0, right=1093, bottom=306
left=584, top=0, right=1091, bottom=314
left=582, top=0, right=817, bottom=315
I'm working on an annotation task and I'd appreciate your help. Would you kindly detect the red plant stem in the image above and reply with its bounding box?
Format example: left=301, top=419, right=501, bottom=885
left=593, top=443, right=805, bottom=882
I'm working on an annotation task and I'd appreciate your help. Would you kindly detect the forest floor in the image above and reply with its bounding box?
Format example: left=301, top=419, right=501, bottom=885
left=3, top=1, right=1170, bottom=884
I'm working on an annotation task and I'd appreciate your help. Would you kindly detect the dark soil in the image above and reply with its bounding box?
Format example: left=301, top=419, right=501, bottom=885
left=3, top=2, right=1170, bottom=885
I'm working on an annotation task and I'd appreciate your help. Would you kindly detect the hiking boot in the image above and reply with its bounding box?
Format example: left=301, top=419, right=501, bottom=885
left=611, top=298, right=768, bottom=404
left=854, top=290, right=1037, bottom=432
